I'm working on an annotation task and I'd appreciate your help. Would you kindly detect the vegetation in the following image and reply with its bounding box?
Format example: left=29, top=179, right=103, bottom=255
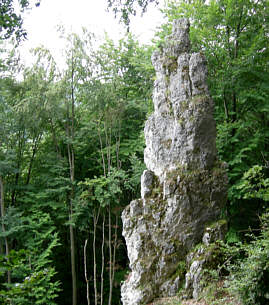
left=0, top=0, right=41, bottom=41
left=0, top=0, right=268, bottom=304
left=107, top=0, right=159, bottom=29
left=0, top=28, right=153, bottom=304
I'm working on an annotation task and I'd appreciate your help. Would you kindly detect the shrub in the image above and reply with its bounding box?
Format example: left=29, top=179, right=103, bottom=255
left=227, top=211, right=269, bottom=305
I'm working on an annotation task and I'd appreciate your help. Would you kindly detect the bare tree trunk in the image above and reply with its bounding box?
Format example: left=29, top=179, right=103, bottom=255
left=104, top=122, right=111, bottom=174
left=100, top=214, right=105, bottom=305
left=0, top=176, right=11, bottom=284
left=66, top=120, right=77, bottom=305
left=223, top=89, right=229, bottom=121
left=11, top=172, right=19, bottom=206
left=84, top=239, right=90, bottom=305
left=108, top=212, right=119, bottom=305
left=26, top=133, right=42, bottom=185
left=0, top=238, right=3, bottom=256
left=97, top=106, right=122, bottom=305
left=108, top=206, right=113, bottom=305
left=69, top=215, right=76, bottom=305
left=93, top=207, right=100, bottom=305
left=98, top=123, right=106, bottom=177
left=112, top=214, right=118, bottom=288
left=12, top=129, right=25, bottom=206
left=115, top=118, right=121, bottom=170
left=66, top=48, right=77, bottom=305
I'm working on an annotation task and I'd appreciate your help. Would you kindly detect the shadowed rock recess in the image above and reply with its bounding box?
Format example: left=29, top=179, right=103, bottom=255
left=121, top=19, right=227, bottom=305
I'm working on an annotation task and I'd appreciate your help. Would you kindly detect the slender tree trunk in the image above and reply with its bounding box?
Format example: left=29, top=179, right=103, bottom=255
left=104, top=121, right=112, bottom=174
left=115, top=126, right=121, bottom=170
left=98, top=106, right=122, bottom=305
left=108, top=206, right=113, bottom=305
left=67, top=128, right=77, bottom=305
left=0, top=176, right=11, bottom=284
left=223, top=89, right=229, bottom=121
left=100, top=213, right=105, bottom=305
left=0, top=238, right=3, bottom=256
left=12, top=131, right=25, bottom=205
left=93, top=207, right=100, bottom=305
left=108, top=213, right=119, bottom=305
left=66, top=49, right=77, bottom=305
left=69, top=206, right=77, bottom=305
left=11, top=172, right=19, bottom=206
left=93, top=213, right=97, bottom=305
left=98, top=124, right=106, bottom=177
left=84, top=239, right=90, bottom=305
left=112, top=214, right=118, bottom=288
left=26, top=134, right=42, bottom=185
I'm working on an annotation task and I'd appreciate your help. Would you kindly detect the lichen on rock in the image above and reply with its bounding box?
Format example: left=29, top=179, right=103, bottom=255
left=121, top=18, right=227, bottom=305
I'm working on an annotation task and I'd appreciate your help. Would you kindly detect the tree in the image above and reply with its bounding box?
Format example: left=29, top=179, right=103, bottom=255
left=0, top=176, right=11, bottom=285
left=0, top=47, right=61, bottom=304
left=71, top=33, right=153, bottom=304
left=1, top=25, right=154, bottom=304
left=0, top=0, right=41, bottom=41
left=107, top=0, right=159, bottom=29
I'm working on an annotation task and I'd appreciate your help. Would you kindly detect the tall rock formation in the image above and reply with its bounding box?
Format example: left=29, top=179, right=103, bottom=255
left=121, top=19, right=227, bottom=305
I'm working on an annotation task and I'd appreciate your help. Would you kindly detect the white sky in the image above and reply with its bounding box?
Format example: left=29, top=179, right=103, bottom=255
left=19, top=0, right=166, bottom=66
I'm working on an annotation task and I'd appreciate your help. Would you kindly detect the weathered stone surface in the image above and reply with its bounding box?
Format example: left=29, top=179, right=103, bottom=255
left=185, top=220, right=227, bottom=299
left=121, top=18, right=227, bottom=305
left=141, top=170, right=154, bottom=199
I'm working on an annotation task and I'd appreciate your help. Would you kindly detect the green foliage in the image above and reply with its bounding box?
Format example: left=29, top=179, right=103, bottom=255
left=235, top=165, right=269, bottom=201
left=128, top=153, right=146, bottom=193
left=226, top=211, right=269, bottom=305
left=0, top=30, right=154, bottom=304
left=225, top=227, right=240, bottom=244
left=79, top=168, right=129, bottom=208
left=192, top=212, right=269, bottom=305
left=0, top=256, right=60, bottom=305
left=0, top=0, right=41, bottom=42
left=3, top=4, right=268, bottom=302
left=0, top=210, right=60, bottom=304
left=107, top=0, right=159, bottom=28
left=0, top=206, right=24, bottom=239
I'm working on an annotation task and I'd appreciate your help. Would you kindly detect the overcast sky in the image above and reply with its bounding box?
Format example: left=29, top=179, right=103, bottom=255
left=19, top=0, right=166, bottom=66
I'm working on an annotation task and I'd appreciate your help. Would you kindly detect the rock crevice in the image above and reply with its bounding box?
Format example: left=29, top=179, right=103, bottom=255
left=121, top=19, right=227, bottom=305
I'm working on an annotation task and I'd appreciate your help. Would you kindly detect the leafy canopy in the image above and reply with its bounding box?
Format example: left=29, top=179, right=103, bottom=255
left=0, top=0, right=41, bottom=41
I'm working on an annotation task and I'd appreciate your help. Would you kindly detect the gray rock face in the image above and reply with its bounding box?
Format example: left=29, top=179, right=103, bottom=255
left=185, top=220, right=227, bottom=299
left=121, top=19, right=227, bottom=305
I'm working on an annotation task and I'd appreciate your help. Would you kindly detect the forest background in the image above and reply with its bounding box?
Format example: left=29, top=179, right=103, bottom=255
left=0, top=0, right=268, bottom=305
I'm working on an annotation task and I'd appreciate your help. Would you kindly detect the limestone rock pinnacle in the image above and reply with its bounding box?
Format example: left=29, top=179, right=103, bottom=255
left=121, top=19, right=227, bottom=305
